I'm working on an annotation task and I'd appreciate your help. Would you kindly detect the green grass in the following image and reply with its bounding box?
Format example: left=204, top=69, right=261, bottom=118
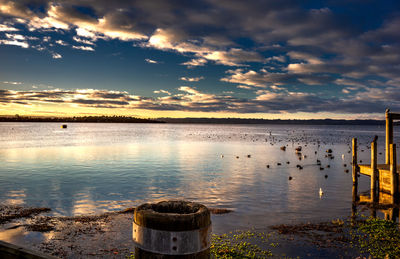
left=210, top=231, right=275, bottom=258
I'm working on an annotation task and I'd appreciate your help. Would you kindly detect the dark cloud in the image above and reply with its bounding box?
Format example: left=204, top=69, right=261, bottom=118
left=72, top=99, right=129, bottom=106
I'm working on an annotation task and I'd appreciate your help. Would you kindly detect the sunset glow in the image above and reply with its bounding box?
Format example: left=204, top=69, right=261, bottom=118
left=1, top=1, right=399, bottom=119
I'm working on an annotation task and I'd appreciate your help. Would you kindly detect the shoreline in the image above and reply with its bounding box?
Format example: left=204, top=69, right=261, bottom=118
left=0, top=116, right=392, bottom=125
left=0, top=204, right=389, bottom=258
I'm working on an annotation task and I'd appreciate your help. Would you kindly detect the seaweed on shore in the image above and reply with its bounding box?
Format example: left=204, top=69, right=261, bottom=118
left=0, top=205, right=51, bottom=224
left=269, top=220, right=351, bottom=250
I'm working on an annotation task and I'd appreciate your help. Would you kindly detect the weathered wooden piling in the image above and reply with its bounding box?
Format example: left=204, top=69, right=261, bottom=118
left=390, top=144, right=398, bottom=203
left=371, top=139, right=378, bottom=202
left=352, top=138, right=358, bottom=189
left=386, top=110, right=393, bottom=164
left=133, top=200, right=211, bottom=259
left=351, top=184, right=358, bottom=224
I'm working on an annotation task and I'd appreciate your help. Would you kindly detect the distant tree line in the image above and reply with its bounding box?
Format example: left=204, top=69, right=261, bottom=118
left=156, top=117, right=396, bottom=125
left=0, top=115, right=163, bottom=123
left=1, top=115, right=398, bottom=125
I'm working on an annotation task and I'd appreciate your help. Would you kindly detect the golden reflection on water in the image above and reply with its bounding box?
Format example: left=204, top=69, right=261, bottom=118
left=4, top=190, right=26, bottom=206
left=2, top=123, right=387, bottom=232
left=1, top=140, right=355, bottom=218
left=0, top=227, right=28, bottom=244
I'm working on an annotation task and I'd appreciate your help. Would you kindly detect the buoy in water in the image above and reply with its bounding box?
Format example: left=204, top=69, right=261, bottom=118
left=61, top=124, right=67, bottom=129
left=319, top=188, right=324, bottom=197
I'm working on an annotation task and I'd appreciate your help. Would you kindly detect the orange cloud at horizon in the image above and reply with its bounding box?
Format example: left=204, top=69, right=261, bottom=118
left=0, top=88, right=384, bottom=120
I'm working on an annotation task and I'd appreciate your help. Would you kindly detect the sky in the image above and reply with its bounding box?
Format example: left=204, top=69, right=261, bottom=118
left=0, top=0, right=399, bottom=119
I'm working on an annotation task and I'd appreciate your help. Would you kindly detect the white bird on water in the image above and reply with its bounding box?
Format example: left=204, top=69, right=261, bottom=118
left=319, top=188, right=324, bottom=197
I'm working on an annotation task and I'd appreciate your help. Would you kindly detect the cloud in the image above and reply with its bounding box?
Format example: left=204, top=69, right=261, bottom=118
left=0, top=0, right=399, bottom=115
left=266, top=55, right=286, bottom=63
left=154, top=89, right=171, bottom=95
left=3, top=81, right=22, bottom=85
left=72, top=45, right=95, bottom=51
left=51, top=52, right=62, bottom=59
left=236, top=85, right=253, bottom=90
left=0, top=24, right=18, bottom=31
left=0, top=39, right=29, bottom=48
left=145, top=28, right=264, bottom=66
left=0, top=88, right=138, bottom=108
left=181, top=58, right=207, bottom=67
left=1, top=85, right=399, bottom=115
left=145, top=58, right=159, bottom=64
left=221, top=68, right=295, bottom=87
left=55, top=40, right=68, bottom=46
left=0, top=1, right=148, bottom=42
left=201, top=48, right=264, bottom=66
left=180, top=76, right=204, bottom=82
left=72, top=36, right=95, bottom=46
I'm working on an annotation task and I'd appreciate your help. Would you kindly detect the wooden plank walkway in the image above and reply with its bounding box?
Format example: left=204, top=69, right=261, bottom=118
left=358, top=164, right=400, bottom=176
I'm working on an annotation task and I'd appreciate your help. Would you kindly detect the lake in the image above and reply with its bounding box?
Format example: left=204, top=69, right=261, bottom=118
left=0, top=122, right=398, bottom=234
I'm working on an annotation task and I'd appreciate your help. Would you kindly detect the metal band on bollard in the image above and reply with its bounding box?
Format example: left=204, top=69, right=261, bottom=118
left=132, top=220, right=212, bottom=255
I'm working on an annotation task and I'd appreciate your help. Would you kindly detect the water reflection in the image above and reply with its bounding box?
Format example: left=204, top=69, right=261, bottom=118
left=1, top=123, right=398, bottom=233
left=352, top=185, right=400, bottom=223
left=4, top=190, right=26, bottom=206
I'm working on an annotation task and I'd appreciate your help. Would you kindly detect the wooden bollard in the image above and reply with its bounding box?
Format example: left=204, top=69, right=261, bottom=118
left=133, top=200, right=211, bottom=258
left=371, top=140, right=378, bottom=203
left=390, top=144, right=398, bottom=203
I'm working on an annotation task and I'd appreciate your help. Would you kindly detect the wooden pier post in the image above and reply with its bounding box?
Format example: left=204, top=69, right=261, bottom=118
left=351, top=184, right=358, bottom=224
left=390, top=144, right=398, bottom=203
left=371, top=140, right=377, bottom=203
left=386, top=110, right=393, bottom=165
left=352, top=138, right=358, bottom=190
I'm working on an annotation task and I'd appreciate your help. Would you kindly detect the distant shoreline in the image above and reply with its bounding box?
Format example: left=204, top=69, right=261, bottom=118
left=0, top=115, right=396, bottom=125
left=0, top=115, right=163, bottom=124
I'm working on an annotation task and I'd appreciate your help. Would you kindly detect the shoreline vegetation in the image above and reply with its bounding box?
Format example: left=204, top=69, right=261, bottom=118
left=0, top=115, right=397, bottom=125
left=1, top=204, right=400, bottom=258
left=0, top=115, right=162, bottom=123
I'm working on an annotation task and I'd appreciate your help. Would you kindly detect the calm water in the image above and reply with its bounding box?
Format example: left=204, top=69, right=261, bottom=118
left=0, top=122, right=398, bottom=234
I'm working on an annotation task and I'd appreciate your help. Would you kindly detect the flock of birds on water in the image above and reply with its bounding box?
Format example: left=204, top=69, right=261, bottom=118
left=201, top=128, right=397, bottom=198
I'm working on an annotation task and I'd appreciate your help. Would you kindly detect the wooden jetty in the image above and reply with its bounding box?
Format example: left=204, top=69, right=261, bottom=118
left=352, top=110, right=400, bottom=204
